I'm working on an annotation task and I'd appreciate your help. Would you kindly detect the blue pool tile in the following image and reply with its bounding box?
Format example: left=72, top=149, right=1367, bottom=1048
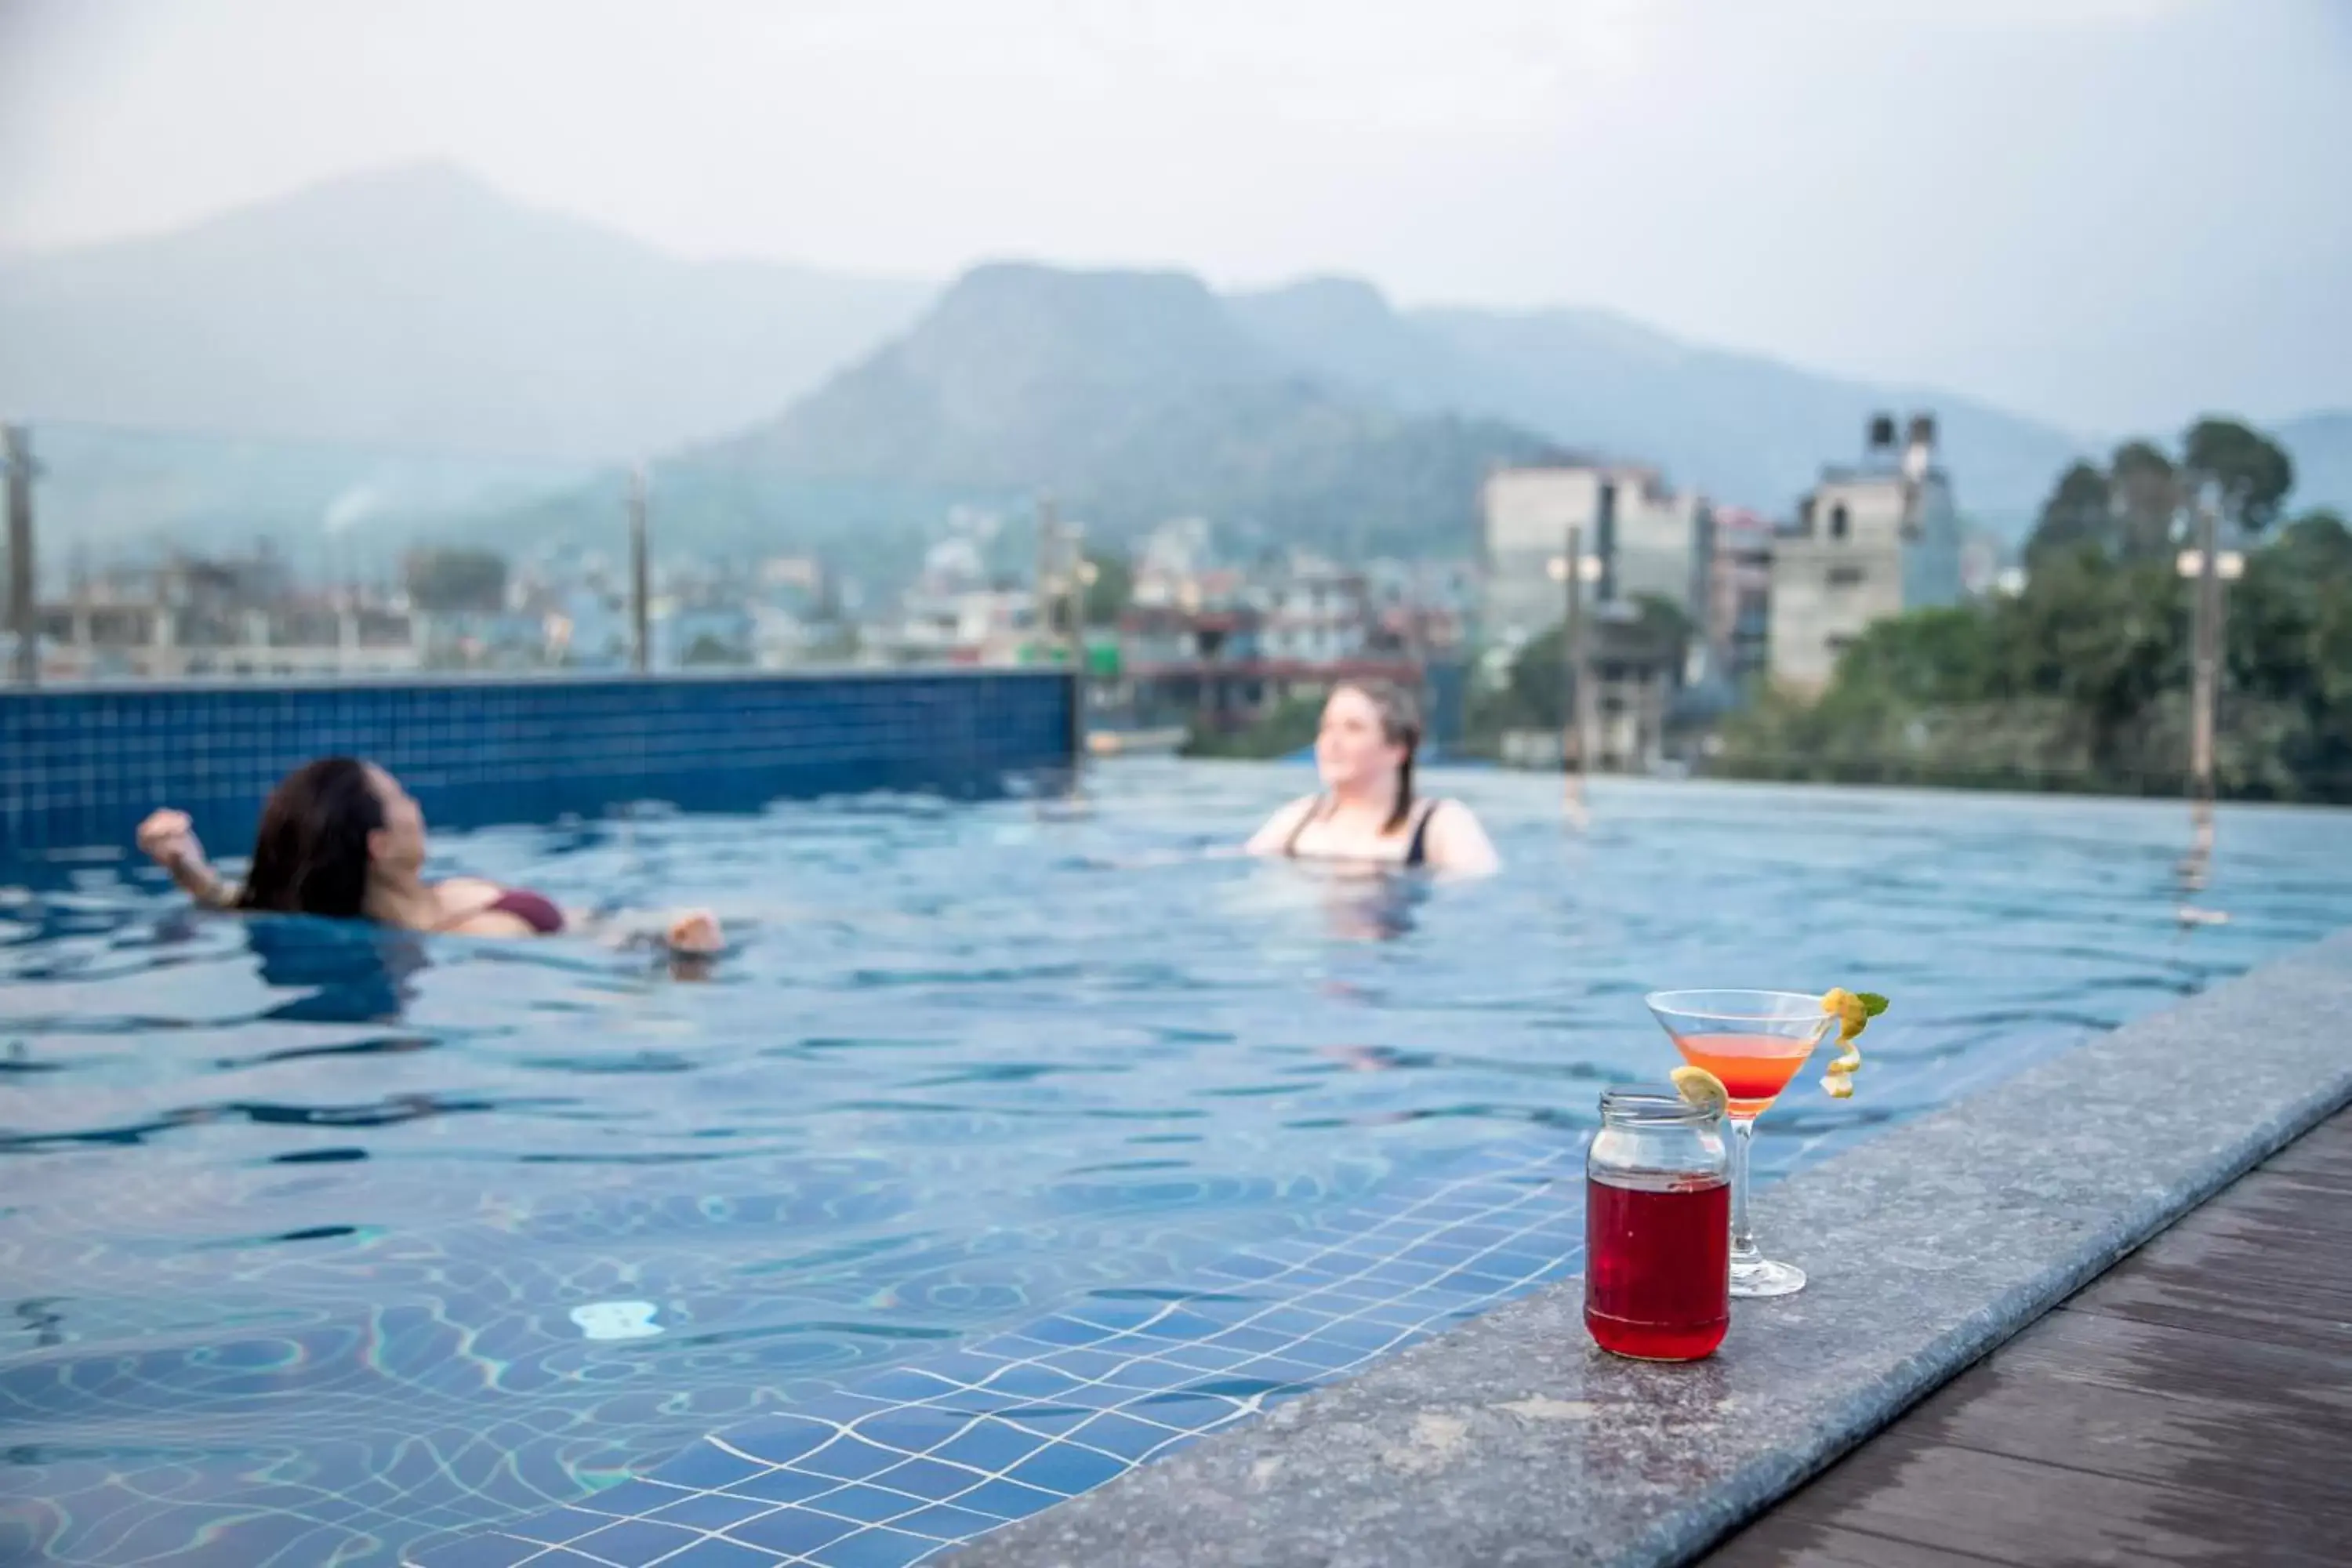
left=835, top=1406, right=975, bottom=1456
left=648, top=1439, right=772, bottom=1492
left=652, top=1530, right=786, bottom=1566
left=719, top=1466, right=839, bottom=1507
left=409, top=1534, right=544, bottom=1568
left=931, top=1421, right=1047, bottom=1474
left=803, top=1484, right=929, bottom=1526
left=568, top=1518, right=707, bottom=1562
left=794, top=1434, right=913, bottom=1483
left=969, top=1363, right=1081, bottom=1400
left=1061, top=1411, right=1184, bottom=1462
left=862, top=1456, right=989, bottom=1505
left=869, top=1504, right=1007, bottom=1544
left=1011, top=1313, right=1116, bottom=1349
left=506, top=1506, right=614, bottom=1546
left=573, top=1477, right=692, bottom=1520
left=725, top=1506, right=862, bottom=1556
left=408, top=1139, right=1586, bottom=1568
left=647, top=1490, right=778, bottom=1532
left=949, top=1476, right=1069, bottom=1522
left=717, top=1414, right=842, bottom=1468
left=804, top=1527, right=944, bottom=1568
left=1004, top=1443, right=1129, bottom=1497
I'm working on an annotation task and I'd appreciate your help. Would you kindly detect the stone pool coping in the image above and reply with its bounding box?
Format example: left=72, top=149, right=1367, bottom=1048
left=953, top=928, right=2352, bottom=1568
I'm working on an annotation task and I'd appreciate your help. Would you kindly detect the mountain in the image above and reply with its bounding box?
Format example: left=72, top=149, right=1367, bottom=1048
left=1232, top=278, right=2088, bottom=532
left=0, top=162, right=931, bottom=466
left=19, top=163, right=2326, bottom=569
left=707, top=263, right=1558, bottom=558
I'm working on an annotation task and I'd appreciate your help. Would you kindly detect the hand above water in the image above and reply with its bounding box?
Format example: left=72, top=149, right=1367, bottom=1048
left=138, top=808, right=234, bottom=909
left=136, top=808, right=205, bottom=870
left=666, top=909, right=724, bottom=956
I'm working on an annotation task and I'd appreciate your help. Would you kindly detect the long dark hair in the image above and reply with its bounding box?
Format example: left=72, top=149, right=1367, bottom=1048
left=235, top=757, right=387, bottom=919
left=1337, top=681, right=1423, bottom=834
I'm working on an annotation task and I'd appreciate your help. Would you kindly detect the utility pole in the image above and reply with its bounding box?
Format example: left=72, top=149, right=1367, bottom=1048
left=628, top=462, right=650, bottom=674
left=1065, top=517, right=1090, bottom=765
left=1562, top=522, right=1589, bottom=811
left=2187, top=480, right=2220, bottom=822
left=4, top=424, right=35, bottom=688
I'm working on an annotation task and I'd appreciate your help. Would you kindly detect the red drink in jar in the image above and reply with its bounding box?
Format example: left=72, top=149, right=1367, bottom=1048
left=1583, top=1084, right=1732, bottom=1362
left=1584, top=1172, right=1731, bottom=1359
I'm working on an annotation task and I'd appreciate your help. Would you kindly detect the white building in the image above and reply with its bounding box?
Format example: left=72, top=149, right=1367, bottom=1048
left=1482, top=462, right=1710, bottom=646
left=1256, top=554, right=1370, bottom=663
left=1767, top=414, right=1965, bottom=695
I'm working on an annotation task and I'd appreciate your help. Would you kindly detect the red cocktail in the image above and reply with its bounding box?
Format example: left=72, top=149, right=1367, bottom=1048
left=1646, top=991, right=1837, bottom=1298
left=1671, top=1032, right=1817, bottom=1119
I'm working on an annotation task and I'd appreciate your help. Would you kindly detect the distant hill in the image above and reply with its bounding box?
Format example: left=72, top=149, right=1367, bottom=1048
left=706, top=263, right=1557, bottom=558
left=1232, top=278, right=2089, bottom=534
left=11, top=164, right=2339, bottom=568
left=0, top=162, right=931, bottom=466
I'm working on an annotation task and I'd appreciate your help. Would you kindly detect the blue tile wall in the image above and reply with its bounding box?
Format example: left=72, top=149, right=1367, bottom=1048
left=0, top=672, right=1075, bottom=855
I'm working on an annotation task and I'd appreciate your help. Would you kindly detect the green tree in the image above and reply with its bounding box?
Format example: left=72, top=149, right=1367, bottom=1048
left=2181, top=416, right=2295, bottom=537
left=2274, top=509, right=2352, bottom=580
left=2026, top=460, right=2112, bottom=571
left=405, top=548, right=507, bottom=613
left=1717, top=412, right=2351, bottom=803
left=2107, top=440, right=2180, bottom=561
left=1082, top=550, right=1134, bottom=627
left=1181, top=693, right=1324, bottom=759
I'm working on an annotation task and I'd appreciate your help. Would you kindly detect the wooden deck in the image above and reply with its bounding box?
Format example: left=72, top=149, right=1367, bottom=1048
left=1699, top=1104, right=2352, bottom=1568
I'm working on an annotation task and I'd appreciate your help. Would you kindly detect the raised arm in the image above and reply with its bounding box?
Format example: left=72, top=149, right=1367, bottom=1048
left=136, top=810, right=238, bottom=909
left=1245, top=794, right=1319, bottom=857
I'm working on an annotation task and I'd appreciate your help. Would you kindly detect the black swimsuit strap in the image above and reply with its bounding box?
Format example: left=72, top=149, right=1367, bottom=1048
left=1288, top=796, right=1441, bottom=864
left=1405, top=799, right=1444, bottom=866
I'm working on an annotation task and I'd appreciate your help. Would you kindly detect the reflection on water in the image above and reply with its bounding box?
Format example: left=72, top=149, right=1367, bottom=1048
left=246, top=919, right=434, bottom=1023
left=2, top=766, right=2349, bottom=1566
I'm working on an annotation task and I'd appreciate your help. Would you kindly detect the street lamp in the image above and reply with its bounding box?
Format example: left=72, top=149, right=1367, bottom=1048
left=2174, top=549, right=2244, bottom=582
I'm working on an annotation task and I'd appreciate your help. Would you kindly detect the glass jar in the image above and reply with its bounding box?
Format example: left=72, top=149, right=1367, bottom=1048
left=1584, top=1084, right=1732, bottom=1361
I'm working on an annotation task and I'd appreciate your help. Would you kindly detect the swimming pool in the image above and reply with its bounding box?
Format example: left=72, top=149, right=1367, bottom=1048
left=5, top=764, right=2350, bottom=1566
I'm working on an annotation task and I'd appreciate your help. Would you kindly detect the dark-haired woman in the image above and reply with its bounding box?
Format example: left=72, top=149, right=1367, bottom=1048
left=1245, top=681, right=1498, bottom=876
left=137, top=757, right=723, bottom=953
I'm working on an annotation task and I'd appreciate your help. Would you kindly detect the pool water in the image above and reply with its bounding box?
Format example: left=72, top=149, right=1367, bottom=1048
left=4, top=764, right=2349, bottom=1566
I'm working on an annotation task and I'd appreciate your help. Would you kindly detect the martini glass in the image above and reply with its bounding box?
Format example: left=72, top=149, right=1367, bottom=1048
left=1643, top=989, right=1835, bottom=1298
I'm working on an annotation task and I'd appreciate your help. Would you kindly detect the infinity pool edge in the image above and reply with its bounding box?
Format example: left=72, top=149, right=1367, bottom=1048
left=947, top=927, right=2352, bottom=1568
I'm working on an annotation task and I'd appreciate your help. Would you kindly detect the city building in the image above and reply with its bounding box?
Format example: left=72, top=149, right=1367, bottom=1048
left=1704, top=507, right=1776, bottom=690
left=30, top=552, right=421, bottom=680
left=1482, top=460, right=1711, bottom=647
left=1258, top=553, right=1370, bottom=664
left=1767, top=413, right=1964, bottom=694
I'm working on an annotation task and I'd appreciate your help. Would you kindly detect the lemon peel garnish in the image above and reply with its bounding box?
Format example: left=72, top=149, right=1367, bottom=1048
left=1820, top=989, right=1889, bottom=1098
left=1669, top=1065, right=1729, bottom=1117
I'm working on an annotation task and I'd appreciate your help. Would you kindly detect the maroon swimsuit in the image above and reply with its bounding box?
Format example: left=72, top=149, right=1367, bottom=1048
left=431, top=887, right=564, bottom=935
left=480, top=888, right=564, bottom=935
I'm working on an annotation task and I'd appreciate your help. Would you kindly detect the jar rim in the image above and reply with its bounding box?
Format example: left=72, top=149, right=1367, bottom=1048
left=1599, top=1083, right=1717, bottom=1126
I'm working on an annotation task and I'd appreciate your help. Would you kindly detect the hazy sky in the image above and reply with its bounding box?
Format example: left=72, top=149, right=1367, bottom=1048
left=3, top=0, right=2347, bottom=433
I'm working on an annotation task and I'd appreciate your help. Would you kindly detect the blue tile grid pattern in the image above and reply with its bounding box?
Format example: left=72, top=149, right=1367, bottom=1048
left=405, top=1138, right=1585, bottom=1567
left=0, top=671, right=1073, bottom=852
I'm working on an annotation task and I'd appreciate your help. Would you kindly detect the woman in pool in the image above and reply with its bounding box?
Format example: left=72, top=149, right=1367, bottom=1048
left=137, top=757, right=723, bottom=953
left=1246, top=681, right=1499, bottom=876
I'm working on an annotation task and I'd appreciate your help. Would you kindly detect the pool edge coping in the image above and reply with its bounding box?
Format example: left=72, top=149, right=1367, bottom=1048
left=948, top=927, right=2352, bottom=1568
